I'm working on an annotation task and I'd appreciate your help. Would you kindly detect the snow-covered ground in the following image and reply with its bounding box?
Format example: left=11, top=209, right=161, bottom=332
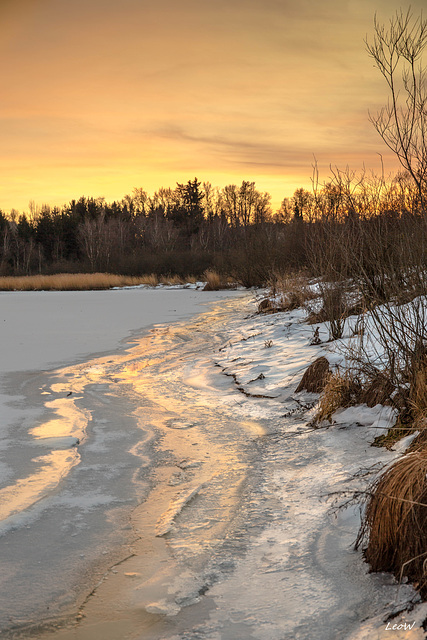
left=1, top=288, right=426, bottom=639
left=212, top=302, right=427, bottom=639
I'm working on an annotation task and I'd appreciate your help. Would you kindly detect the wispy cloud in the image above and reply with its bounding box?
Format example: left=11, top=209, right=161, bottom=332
left=0, top=0, right=423, bottom=209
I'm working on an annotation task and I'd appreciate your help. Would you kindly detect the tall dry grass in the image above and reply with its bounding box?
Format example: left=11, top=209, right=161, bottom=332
left=315, top=369, right=362, bottom=423
left=0, top=273, right=164, bottom=291
left=295, top=356, right=331, bottom=394
left=0, top=272, right=213, bottom=291
left=268, top=271, right=316, bottom=311
left=203, top=269, right=233, bottom=291
left=358, top=450, right=427, bottom=596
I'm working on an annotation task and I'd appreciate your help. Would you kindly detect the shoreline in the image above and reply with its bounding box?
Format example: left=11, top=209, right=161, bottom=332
left=15, top=294, right=254, bottom=640
left=4, top=290, right=425, bottom=639
left=0, top=289, right=250, bottom=639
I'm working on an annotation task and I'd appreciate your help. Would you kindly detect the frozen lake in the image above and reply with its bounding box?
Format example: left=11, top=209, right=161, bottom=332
left=1, top=287, right=425, bottom=639
left=0, top=287, right=246, bottom=635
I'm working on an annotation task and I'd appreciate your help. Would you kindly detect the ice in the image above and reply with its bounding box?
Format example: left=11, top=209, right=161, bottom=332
left=155, top=484, right=205, bottom=536
left=145, top=600, right=182, bottom=616
left=2, top=287, right=427, bottom=639
left=347, top=602, right=427, bottom=639
left=0, top=287, right=246, bottom=633
left=392, top=431, right=420, bottom=453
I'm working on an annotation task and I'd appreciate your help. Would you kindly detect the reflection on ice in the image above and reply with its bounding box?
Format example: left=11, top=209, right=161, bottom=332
left=0, top=449, right=79, bottom=521
left=30, top=398, right=89, bottom=441
left=1, top=290, right=422, bottom=639
left=0, top=288, right=247, bottom=636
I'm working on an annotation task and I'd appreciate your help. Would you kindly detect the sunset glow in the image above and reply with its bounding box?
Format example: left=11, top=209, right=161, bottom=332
left=1, top=0, right=424, bottom=212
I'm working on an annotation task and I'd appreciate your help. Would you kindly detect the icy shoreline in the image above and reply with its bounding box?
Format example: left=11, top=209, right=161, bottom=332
left=0, top=288, right=247, bottom=635
left=214, top=303, right=427, bottom=639
left=2, top=289, right=427, bottom=639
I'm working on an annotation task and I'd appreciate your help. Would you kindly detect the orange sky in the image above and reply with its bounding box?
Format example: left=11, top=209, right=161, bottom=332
left=0, top=0, right=424, bottom=213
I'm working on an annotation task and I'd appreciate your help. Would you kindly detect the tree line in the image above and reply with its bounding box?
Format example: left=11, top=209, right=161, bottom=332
left=0, top=170, right=425, bottom=286
left=1, top=8, right=426, bottom=286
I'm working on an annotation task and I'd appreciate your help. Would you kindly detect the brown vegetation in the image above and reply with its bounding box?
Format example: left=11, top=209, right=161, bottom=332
left=0, top=272, right=195, bottom=291
left=358, top=451, right=427, bottom=596
left=315, top=369, right=362, bottom=423
left=270, top=272, right=316, bottom=309
left=295, top=356, right=331, bottom=394
left=203, top=270, right=234, bottom=291
left=258, top=271, right=317, bottom=314
left=359, top=373, right=395, bottom=408
left=257, top=298, right=280, bottom=314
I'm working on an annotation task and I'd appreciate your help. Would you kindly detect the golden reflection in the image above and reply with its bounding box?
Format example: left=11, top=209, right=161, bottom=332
left=0, top=450, right=79, bottom=521
left=30, top=398, right=89, bottom=441
left=241, top=420, right=266, bottom=437
left=31, top=418, right=76, bottom=439
left=117, top=358, right=161, bottom=378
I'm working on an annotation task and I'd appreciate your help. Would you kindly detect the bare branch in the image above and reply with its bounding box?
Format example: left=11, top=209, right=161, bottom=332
left=366, top=9, right=427, bottom=210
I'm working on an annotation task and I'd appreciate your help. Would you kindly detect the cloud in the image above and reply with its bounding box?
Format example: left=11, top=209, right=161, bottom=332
left=0, top=0, right=422, bottom=210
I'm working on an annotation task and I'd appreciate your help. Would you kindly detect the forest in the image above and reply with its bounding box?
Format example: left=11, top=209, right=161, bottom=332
left=0, top=169, right=425, bottom=288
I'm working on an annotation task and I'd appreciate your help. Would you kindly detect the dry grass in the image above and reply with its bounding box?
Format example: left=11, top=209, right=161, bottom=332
left=0, top=273, right=147, bottom=291
left=359, top=450, right=427, bottom=596
left=307, top=297, right=366, bottom=325
left=374, top=364, right=427, bottom=448
left=309, top=283, right=366, bottom=340
left=257, top=298, right=280, bottom=313
left=0, top=272, right=201, bottom=291
left=410, top=366, right=427, bottom=427
left=143, top=274, right=159, bottom=287
left=315, top=369, right=362, bottom=423
left=0, top=272, right=233, bottom=291
left=359, top=373, right=395, bottom=408
left=350, top=326, right=427, bottom=596
left=159, top=274, right=185, bottom=285
left=267, top=271, right=316, bottom=312
left=203, top=269, right=233, bottom=291
left=295, top=356, right=331, bottom=394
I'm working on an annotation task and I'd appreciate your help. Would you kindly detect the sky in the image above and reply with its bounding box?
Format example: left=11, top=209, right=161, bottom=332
left=0, top=0, right=425, bottom=213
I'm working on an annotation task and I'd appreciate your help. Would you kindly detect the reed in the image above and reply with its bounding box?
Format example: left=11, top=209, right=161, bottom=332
left=0, top=273, right=161, bottom=291
left=203, top=269, right=231, bottom=291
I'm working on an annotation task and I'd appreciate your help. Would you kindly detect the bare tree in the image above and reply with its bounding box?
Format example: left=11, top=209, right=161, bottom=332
left=366, top=9, right=427, bottom=210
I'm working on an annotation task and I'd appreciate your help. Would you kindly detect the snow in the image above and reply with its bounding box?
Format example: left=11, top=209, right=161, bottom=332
left=1, top=286, right=426, bottom=638
left=207, top=295, right=426, bottom=638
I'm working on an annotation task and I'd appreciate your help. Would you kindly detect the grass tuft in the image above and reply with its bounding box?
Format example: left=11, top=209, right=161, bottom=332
left=315, top=369, right=362, bottom=423
left=358, top=450, right=427, bottom=596
left=265, top=271, right=316, bottom=313
left=203, top=270, right=232, bottom=291
left=295, top=356, right=331, bottom=394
